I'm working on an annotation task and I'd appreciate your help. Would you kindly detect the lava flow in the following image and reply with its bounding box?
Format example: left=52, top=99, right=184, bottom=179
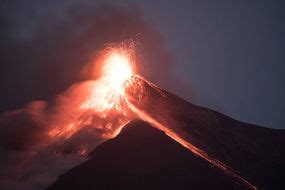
left=47, top=43, right=256, bottom=189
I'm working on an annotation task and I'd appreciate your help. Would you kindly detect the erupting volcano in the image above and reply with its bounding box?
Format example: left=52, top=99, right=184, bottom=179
left=42, top=43, right=281, bottom=190
left=1, top=1, right=285, bottom=190
left=2, top=42, right=283, bottom=190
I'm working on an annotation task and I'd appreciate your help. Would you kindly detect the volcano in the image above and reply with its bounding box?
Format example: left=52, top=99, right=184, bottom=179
left=47, top=76, right=285, bottom=190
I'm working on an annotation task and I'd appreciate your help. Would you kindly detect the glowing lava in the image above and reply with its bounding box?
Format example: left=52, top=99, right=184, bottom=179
left=80, top=50, right=133, bottom=112
left=102, top=52, right=133, bottom=88
left=48, top=46, right=136, bottom=145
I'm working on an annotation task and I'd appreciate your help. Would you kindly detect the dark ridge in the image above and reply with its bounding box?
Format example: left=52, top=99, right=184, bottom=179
left=126, top=76, right=285, bottom=189
left=48, top=120, right=245, bottom=190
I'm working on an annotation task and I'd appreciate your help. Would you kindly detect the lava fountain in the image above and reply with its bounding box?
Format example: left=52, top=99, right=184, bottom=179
left=48, top=44, right=137, bottom=150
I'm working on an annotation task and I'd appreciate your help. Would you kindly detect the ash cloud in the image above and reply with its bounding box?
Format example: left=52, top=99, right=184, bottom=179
left=0, top=101, right=47, bottom=150
left=0, top=1, right=184, bottom=112
left=0, top=1, right=185, bottom=189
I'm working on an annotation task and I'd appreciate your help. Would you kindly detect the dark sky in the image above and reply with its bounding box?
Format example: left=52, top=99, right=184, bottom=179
left=1, top=0, right=285, bottom=129
left=138, top=1, right=285, bottom=129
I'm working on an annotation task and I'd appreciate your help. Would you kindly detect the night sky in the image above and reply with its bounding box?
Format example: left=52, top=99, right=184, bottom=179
left=1, top=0, right=285, bottom=129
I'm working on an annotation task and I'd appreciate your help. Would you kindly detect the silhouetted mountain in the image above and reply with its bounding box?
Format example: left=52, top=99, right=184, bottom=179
left=126, top=76, right=285, bottom=189
left=48, top=77, right=285, bottom=190
left=48, top=120, right=246, bottom=190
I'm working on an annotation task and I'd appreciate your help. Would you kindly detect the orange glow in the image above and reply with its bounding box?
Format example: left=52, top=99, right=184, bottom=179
left=48, top=44, right=136, bottom=142
left=80, top=50, right=133, bottom=112
left=81, top=52, right=132, bottom=111
left=102, top=52, right=133, bottom=88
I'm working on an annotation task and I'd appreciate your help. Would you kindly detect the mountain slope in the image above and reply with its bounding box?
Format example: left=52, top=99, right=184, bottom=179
left=125, top=76, right=285, bottom=189
left=48, top=120, right=246, bottom=190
